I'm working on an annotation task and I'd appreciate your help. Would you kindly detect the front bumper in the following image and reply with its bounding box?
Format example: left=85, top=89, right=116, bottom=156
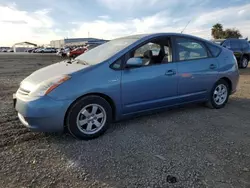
left=14, top=93, right=73, bottom=132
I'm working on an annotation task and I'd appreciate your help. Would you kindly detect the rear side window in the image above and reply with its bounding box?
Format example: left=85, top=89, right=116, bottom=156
left=175, top=37, right=208, bottom=61
left=230, top=40, right=240, bottom=48
left=206, top=43, right=221, bottom=57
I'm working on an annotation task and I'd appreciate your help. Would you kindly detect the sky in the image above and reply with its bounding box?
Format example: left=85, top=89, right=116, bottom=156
left=0, top=0, right=250, bottom=46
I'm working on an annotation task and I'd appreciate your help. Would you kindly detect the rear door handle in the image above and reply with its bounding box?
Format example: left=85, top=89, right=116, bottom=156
left=165, top=69, right=176, bottom=76
left=210, top=64, right=217, bottom=69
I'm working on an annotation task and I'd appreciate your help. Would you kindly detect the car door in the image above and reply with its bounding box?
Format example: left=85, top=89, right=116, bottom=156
left=173, top=37, right=219, bottom=102
left=121, top=37, right=179, bottom=114
left=230, top=39, right=242, bottom=60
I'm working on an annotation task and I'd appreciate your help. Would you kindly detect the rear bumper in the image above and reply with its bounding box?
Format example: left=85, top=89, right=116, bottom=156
left=14, top=93, right=73, bottom=132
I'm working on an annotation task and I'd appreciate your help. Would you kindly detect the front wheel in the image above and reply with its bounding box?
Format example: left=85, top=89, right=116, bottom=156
left=66, top=96, right=112, bottom=140
left=206, top=80, right=229, bottom=109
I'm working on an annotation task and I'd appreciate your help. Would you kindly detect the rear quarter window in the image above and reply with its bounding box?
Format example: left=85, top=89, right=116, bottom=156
left=241, top=41, right=249, bottom=49
left=206, top=43, right=221, bottom=57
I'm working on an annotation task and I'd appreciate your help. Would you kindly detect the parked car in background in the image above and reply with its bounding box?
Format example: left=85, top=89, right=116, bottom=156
left=57, top=48, right=71, bottom=57
left=14, top=33, right=239, bottom=140
left=33, top=47, right=56, bottom=53
left=33, top=48, right=43, bottom=53
left=67, top=47, right=88, bottom=58
left=213, top=38, right=250, bottom=68
left=2, top=48, right=8, bottom=52
left=27, top=48, right=38, bottom=53
left=7, top=49, right=14, bottom=52
left=40, top=48, right=57, bottom=53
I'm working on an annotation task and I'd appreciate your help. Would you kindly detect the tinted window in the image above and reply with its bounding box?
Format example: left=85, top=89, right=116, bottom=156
left=222, top=40, right=230, bottom=48
left=175, top=38, right=208, bottom=61
left=230, top=40, right=240, bottom=48
left=241, top=40, right=249, bottom=49
left=206, top=43, right=221, bottom=57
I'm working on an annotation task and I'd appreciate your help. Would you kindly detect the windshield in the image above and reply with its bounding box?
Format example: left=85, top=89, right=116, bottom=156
left=76, top=38, right=138, bottom=65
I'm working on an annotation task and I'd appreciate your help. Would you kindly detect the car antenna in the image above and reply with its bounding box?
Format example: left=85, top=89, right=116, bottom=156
left=181, top=20, right=191, bottom=34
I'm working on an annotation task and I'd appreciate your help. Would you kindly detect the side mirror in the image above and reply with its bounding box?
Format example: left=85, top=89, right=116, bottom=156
left=126, top=57, right=143, bottom=68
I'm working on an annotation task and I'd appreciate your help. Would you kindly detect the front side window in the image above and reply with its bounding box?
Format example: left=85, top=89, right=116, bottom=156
left=134, top=42, right=161, bottom=57
left=128, top=37, right=172, bottom=67
left=175, top=38, right=208, bottom=61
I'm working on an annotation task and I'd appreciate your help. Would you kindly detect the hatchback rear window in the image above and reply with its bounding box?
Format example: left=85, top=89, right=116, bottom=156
left=206, top=43, right=221, bottom=57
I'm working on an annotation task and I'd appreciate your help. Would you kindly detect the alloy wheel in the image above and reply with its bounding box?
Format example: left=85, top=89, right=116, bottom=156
left=242, top=58, right=248, bottom=68
left=76, top=104, right=107, bottom=135
left=213, top=84, right=228, bottom=105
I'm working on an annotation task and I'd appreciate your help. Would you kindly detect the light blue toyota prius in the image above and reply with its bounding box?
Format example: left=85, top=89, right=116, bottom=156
left=14, top=33, right=239, bottom=139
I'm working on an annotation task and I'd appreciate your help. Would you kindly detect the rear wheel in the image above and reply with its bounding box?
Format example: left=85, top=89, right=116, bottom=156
left=239, top=56, right=249, bottom=69
left=206, top=80, right=229, bottom=109
left=66, top=96, right=112, bottom=140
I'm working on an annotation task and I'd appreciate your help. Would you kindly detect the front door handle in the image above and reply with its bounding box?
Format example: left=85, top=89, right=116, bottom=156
left=165, top=69, right=176, bottom=76
left=210, top=64, right=217, bottom=69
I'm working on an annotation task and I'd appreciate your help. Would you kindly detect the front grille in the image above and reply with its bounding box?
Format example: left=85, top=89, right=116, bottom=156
left=18, top=87, right=30, bottom=95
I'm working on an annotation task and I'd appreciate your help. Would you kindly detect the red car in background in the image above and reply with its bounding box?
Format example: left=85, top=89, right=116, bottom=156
left=67, top=47, right=88, bottom=58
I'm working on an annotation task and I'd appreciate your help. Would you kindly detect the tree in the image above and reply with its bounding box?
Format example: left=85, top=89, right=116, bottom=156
left=211, top=23, right=243, bottom=39
left=211, top=23, right=224, bottom=39
left=223, top=28, right=242, bottom=39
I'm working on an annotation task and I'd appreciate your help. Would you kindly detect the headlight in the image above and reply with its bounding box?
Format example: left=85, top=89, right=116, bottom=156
left=29, top=75, right=71, bottom=97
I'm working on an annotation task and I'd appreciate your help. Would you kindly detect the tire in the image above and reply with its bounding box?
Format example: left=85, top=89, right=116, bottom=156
left=239, top=56, right=249, bottom=69
left=206, top=79, right=229, bottom=109
left=66, top=95, right=112, bottom=140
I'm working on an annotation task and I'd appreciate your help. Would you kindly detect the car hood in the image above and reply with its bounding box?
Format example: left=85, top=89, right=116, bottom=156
left=20, top=61, right=88, bottom=90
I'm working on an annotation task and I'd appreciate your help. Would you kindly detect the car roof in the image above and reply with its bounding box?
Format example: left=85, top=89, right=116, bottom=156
left=118, top=32, right=203, bottom=39
left=213, top=38, right=247, bottom=41
left=213, top=39, right=226, bottom=42
left=116, top=33, right=216, bottom=44
left=116, top=33, right=221, bottom=49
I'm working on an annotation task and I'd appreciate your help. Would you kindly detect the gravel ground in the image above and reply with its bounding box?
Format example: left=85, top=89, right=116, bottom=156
left=1, top=54, right=250, bottom=188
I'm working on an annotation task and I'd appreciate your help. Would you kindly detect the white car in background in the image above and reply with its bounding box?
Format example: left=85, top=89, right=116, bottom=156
left=7, top=49, right=14, bottom=52
left=41, top=48, right=57, bottom=53
left=57, top=47, right=71, bottom=57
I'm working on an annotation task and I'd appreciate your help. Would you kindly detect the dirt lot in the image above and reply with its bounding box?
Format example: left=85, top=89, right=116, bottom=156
left=1, top=53, right=250, bottom=188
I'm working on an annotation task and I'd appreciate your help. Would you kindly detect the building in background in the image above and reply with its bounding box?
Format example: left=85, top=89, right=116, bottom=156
left=12, top=41, right=37, bottom=52
left=50, top=38, right=109, bottom=48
